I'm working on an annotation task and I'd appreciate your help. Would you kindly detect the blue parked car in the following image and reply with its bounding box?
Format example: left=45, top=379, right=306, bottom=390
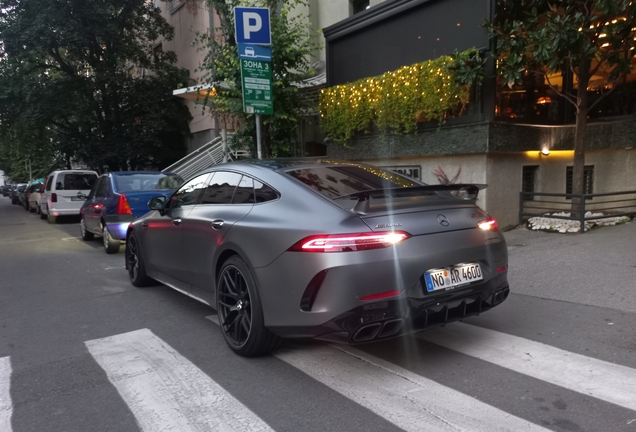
left=79, top=171, right=183, bottom=254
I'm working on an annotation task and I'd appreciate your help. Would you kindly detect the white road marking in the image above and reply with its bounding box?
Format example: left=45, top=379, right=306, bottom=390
left=85, top=329, right=273, bottom=432
left=206, top=315, right=548, bottom=432
left=415, top=323, right=636, bottom=411
left=0, top=357, right=13, bottom=432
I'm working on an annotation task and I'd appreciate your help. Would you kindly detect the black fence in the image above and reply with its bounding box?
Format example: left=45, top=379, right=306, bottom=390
left=519, top=191, right=636, bottom=233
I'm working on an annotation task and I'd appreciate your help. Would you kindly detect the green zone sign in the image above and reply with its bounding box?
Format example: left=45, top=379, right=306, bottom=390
left=240, top=59, right=273, bottom=115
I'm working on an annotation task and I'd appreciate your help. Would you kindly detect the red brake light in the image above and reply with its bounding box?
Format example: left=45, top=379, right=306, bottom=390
left=289, top=231, right=411, bottom=252
left=117, top=194, right=132, bottom=215
left=51, top=193, right=57, bottom=203
left=360, top=290, right=404, bottom=301
left=478, top=218, right=499, bottom=232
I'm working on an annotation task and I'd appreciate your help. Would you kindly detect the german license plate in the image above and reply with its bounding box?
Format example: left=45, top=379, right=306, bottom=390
left=423, top=263, right=483, bottom=292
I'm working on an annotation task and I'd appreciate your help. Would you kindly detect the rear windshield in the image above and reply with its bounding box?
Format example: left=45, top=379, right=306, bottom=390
left=56, top=173, right=97, bottom=190
left=286, top=165, right=419, bottom=199
left=114, top=173, right=183, bottom=192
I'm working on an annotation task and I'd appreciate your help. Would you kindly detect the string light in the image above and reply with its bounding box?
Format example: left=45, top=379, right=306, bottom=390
left=319, top=51, right=474, bottom=142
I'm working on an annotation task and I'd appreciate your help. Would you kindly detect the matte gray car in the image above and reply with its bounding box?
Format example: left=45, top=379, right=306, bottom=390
left=125, top=160, right=509, bottom=356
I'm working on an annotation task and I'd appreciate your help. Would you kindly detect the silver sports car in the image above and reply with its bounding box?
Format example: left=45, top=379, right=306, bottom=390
left=125, top=159, right=509, bottom=356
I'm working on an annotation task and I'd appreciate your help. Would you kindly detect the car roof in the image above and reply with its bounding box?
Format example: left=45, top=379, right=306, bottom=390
left=107, top=171, right=179, bottom=176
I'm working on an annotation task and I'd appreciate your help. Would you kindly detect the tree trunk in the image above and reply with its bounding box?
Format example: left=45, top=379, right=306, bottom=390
left=571, top=58, right=590, bottom=220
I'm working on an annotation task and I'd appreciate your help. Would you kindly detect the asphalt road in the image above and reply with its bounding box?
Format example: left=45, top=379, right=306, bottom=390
left=1, top=196, right=635, bottom=432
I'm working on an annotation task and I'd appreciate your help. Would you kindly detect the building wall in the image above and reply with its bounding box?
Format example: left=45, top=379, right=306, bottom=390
left=158, top=0, right=216, bottom=136
left=329, top=119, right=636, bottom=228
left=323, top=0, right=490, bottom=86
left=486, top=149, right=636, bottom=228
left=353, top=153, right=491, bottom=217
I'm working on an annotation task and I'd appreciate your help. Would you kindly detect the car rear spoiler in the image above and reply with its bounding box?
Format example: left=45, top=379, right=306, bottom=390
left=341, top=184, right=488, bottom=214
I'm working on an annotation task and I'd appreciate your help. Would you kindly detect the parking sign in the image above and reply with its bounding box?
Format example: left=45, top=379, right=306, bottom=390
left=234, top=7, right=271, bottom=45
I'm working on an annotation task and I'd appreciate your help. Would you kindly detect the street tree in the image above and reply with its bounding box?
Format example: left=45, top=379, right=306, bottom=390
left=487, top=0, right=636, bottom=214
left=0, top=0, right=192, bottom=176
left=196, top=0, right=321, bottom=157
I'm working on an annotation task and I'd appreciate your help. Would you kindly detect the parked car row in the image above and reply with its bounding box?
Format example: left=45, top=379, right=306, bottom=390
left=4, top=169, right=183, bottom=254
left=6, top=160, right=511, bottom=358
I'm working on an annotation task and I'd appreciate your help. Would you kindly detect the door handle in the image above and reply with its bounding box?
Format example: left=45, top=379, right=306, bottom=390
left=141, top=222, right=149, bottom=228
left=173, top=218, right=182, bottom=226
left=211, top=219, right=224, bottom=230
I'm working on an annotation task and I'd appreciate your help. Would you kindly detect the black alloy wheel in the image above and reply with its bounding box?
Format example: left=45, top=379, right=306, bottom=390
left=216, top=256, right=281, bottom=357
left=126, top=234, right=153, bottom=287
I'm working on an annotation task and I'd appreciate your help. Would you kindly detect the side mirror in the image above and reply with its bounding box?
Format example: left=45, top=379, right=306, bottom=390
left=148, top=196, right=167, bottom=214
left=77, top=192, right=88, bottom=200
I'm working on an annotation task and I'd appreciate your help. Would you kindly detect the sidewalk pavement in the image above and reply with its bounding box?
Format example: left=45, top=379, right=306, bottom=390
left=503, top=221, right=636, bottom=314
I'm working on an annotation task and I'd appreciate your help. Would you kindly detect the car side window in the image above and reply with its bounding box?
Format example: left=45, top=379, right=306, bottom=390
left=166, top=173, right=209, bottom=209
left=254, top=180, right=279, bottom=203
left=87, top=178, right=100, bottom=200
left=200, top=171, right=242, bottom=204
left=233, top=176, right=254, bottom=204
left=45, top=176, right=54, bottom=192
left=95, top=177, right=108, bottom=198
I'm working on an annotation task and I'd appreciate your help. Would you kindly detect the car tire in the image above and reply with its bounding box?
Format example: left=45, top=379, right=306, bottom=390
left=126, top=234, right=154, bottom=287
left=29, top=204, right=35, bottom=213
left=40, top=207, right=47, bottom=219
left=80, top=217, right=94, bottom=241
left=47, top=214, right=56, bottom=224
left=36, top=204, right=41, bottom=215
left=102, top=225, right=120, bottom=254
left=24, top=201, right=29, bottom=211
left=216, top=256, right=282, bottom=357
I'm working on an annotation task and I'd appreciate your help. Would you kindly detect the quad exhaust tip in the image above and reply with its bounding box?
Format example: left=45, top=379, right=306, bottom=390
left=352, top=319, right=404, bottom=342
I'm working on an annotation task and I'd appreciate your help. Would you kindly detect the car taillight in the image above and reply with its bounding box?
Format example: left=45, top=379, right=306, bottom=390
left=51, top=193, right=57, bottom=203
left=117, top=194, right=133, bottom=215
left=478, top=217, right=499, bottom=232
left=288, top=231, right=411, bottom=252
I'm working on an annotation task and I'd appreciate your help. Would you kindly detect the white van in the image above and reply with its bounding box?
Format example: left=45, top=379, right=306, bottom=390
left=41, top=170, right=99, bottom=223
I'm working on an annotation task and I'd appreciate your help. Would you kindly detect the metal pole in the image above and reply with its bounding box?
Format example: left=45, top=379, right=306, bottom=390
left=256, top=113, right=263, bottom=160
left=221, top=128, right=228, bottom=163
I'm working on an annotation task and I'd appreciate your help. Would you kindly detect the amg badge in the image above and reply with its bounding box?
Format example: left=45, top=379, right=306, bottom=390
left=374, top=222, right=403, bottom=229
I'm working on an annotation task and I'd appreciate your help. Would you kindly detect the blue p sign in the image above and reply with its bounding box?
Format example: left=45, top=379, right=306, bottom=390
left=234, top=7, right=271, bottom=45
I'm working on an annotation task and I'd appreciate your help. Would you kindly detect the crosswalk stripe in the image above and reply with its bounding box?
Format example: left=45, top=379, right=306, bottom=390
left=0, top=356, right=13, bottom=432
left=85, top=329, right=274, bottom=432
left=414, top=323, right=636, bottom=411
left=206, top=315, right=550, bottom=432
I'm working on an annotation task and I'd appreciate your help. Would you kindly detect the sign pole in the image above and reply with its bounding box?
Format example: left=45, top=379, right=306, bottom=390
left=234, top=7, right=272, bottom=161
left=256, top=114, right=263, bottom=160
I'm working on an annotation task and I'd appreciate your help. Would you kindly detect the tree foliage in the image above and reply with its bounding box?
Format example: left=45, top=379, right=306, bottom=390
left=196, top=0, right=321, bottom=157
left=0, top=0, right=192, bottom=181
left=487, top=0, right=636, bottom=207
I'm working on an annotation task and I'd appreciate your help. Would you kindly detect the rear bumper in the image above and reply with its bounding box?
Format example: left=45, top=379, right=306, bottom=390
left=268, top=274, right=509, bottom=343
left=254, top=228, right=509, bottom=340
left=48, top=208, right=81, bottom=216
left=104, top=215, right=135, bottom=240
